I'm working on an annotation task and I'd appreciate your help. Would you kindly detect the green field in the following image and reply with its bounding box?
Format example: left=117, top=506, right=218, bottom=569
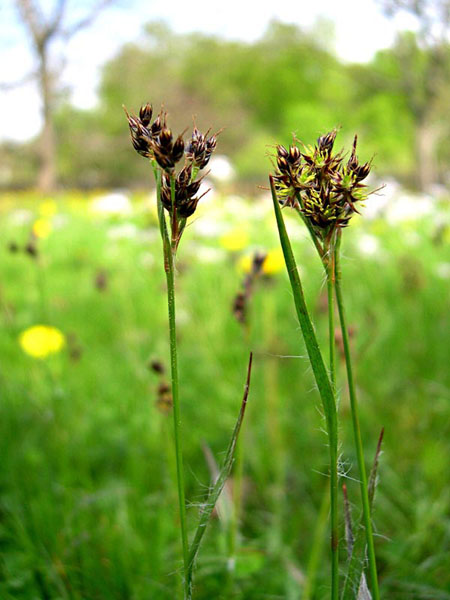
left=0, top=191, right=449, bottom=599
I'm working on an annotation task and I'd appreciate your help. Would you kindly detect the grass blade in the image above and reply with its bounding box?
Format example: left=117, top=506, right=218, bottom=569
left=343, top=483, right=355, bottom=560
left=342, top=428, right=385, bottom=600
left=335, top=231, right=381, bottom=600
left=153, top=159, right=190, bottom=596
left=368, top=428, right=384, bottom=508
left=186, top=353, right=253, bottom=597
left=269, top=176, right=339, bottom=599
left=269, top=178, right=337, bottom=448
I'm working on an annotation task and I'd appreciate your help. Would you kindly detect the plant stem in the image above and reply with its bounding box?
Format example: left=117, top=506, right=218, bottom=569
left=324, top=236, right=339, bottom=598
left=325, top=237, right=337, bottom=395
left=186, top=354, right=253, bottom=594
left=225, top=436, right=242, bottom=594
left=270, top=177, right=339, bottom=600
left=334, top=230, right=380, bottom=600
left=154, top=164, right=189, bottom=597
left=165, top=246, right=189, bottom=594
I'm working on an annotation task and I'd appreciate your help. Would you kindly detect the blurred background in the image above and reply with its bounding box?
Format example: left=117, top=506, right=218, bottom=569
left=0, top=1, right=449, bottom=599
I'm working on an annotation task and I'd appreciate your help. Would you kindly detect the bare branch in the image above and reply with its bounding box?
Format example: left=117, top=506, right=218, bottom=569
left=47, top=0, right=69, bottom=38
left=62, top=0, right=116, bottom=39
left=15, top=0, right=46, bottom=45
left=0, top=70, right=37, bottom=91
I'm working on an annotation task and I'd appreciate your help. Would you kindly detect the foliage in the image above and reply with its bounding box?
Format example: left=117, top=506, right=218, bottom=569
left=3, top=20, right=449, bottom=190
left=0, top=191, right=449, bottom=598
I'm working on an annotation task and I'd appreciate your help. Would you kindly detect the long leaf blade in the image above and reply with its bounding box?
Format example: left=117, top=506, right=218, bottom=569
left=269, top=176, right=337, bottom=437
left=270, top=176, right=340, bottom=598
left=186, top=353, right=253, bottom=596
left=342, top=428, right=384, bottom=600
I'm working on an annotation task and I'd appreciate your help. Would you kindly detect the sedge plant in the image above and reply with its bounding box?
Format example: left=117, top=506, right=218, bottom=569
left=125, top=103, right=253, bottom=599
left=270, top=130, right=381, bottom=599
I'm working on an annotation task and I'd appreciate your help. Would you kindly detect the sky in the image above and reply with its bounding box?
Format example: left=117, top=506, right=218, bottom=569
left=0, top=0, right=418, bottom=142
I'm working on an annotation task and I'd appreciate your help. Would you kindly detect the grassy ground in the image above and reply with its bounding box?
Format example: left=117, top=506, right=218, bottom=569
left=0, top=191, right=449, bottom=599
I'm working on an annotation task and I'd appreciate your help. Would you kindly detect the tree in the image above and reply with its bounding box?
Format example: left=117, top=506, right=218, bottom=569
left=378, top=0, right=450, bottom=188
left=11, top=0, right=114, bottom=192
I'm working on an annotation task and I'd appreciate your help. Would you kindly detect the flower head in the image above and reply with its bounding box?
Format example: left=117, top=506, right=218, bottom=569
left=219, top=228, right=249, bottom=252
left=125, top=104, right=220, bottom=233
left=32, top=218, right=52, bottom=239
left=19, top=325, right=65, bottom=359
left=272, top=130, right=372, bottom=239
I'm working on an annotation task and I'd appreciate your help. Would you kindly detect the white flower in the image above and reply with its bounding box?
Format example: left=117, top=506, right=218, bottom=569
left=207, top=155, right=235, bottom=182
left=91, top=192, right=132, bottom=216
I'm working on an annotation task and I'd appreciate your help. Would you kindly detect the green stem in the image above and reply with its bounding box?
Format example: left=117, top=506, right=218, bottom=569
left=270, top=177, right=339, bottom=600
left=154, top=163, right=189, bottom=597
left=165, top=247, right=189, bottom=593
left=325, top=237, right=337, bottom=395
left=186, top=354, right=253, bottom=594
left=334, top=231, right=380, bottom=600
left=225, top=436, right=242, bottom=594
left=325, top=236, right=339, bottom=596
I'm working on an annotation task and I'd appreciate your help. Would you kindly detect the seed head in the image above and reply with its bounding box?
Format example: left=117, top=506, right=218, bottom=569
left=172, top=135, right=185, bottom=163
left=151, top=115, right=163, bottom=137
left=149, top=359, right=165, bottom=374
left=25, top=240, right=38, bottom=258
left=160, top=170, right=207, bottom=219
left=277, top=145, right=288, bottom=159
left=126, top=102, right=220, bottom=230
left=126, top=111, right=153, bottom=159
left=139, top=103, right=153, bottom=126
left=271, top=129, right=372, bottom=237
left=317, top=130, right=337, bottom=155
left=186, top=128, right=207, bottom=167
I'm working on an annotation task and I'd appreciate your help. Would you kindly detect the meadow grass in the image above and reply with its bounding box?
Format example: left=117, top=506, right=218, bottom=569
left=0, top=192, right=449, bottom=598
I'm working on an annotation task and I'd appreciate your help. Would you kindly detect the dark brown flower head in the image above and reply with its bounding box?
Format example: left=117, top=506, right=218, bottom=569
left=152, top=131, right=174, bottom=171
left=277, top=145, right=288, bottom=159
left=185, top=128, right=218, bottom=169
left=150, top=115, right=163, bottom=137
left=25, top=240, right=38, bottom=258
left=277, top=155, right=290, bottom=174
left=251, top=251, right=267, bottom=275
left=156, top=381, right=173, bottom=414
left=159, top=127, right=173, bottom=148
left=186, top=128, right=207, bottom=166
left=172, top=134, right=185, bottom=163
left=149, top=359, right=165, bottom=374
left=139, top=103, right=153, bottom=126
left=289, top=145, right=301, bottom=164
left=232, top=250, right=268, bottom=324
left=126, top=102, right=219, bottom=230
left=271, top=129, right=372, bottom=237
left=346, top=136, right=371, bottom=182
left=317, top=129, right=337, bottom=155
left=177, top=163, right=193, bottom=187
left=126, top=112, right=153, bottom=158
left=159, top=170, right=208, bottom=219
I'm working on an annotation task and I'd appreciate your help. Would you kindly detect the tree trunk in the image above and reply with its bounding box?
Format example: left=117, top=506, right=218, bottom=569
left=37, top=44, right=56, bottom=193
left=415, top=120, right=438, bottom=192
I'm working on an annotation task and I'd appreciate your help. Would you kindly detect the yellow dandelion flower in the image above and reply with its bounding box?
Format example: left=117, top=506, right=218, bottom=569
left=39, top=200, right=57, bottom=217
left=238, top=254, right=253, bottom=273
left=32, top=218, right=52, bottom=239
left=238, top=249, right=284, bottom=276
left=262, top=249, right=285, bottom=275
left=219, top=229, right=249, bottom=252
left=19, top=325, right=65, bottom=359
